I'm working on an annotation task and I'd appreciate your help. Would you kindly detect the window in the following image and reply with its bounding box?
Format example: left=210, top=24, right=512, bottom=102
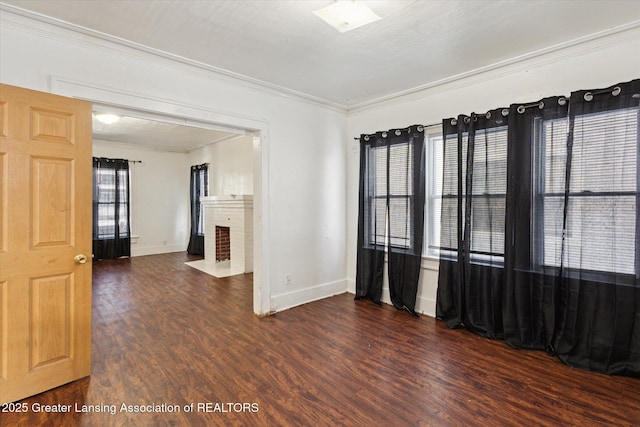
left=369, top=144, right=387, bottom=247
left=94, top=166, right=129, bottom=239
left=435, top=124, right=508, bottom=265
left=425, top=133, right=443, bottom=258
left=469, top=126, right=507, bottom=263
left=92, top=157, right=131, bottom=260
left=187, top=163, right=208, bottom=256
left=367, top=141, right=415, bottom=250
left=535, top=107, right=639, bottom=276
left=194, top=167, right=207, bottom=236
left=533, top=116, right=567, bottom=270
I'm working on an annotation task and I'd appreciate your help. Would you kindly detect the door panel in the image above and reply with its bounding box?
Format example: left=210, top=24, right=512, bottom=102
left=30, top=274, right=72, bottom=368
left=1, top=280, right=6, bottom=383
left=0, top=84, right=92, bottom=404
left=31, top=157, right=73, bottom=247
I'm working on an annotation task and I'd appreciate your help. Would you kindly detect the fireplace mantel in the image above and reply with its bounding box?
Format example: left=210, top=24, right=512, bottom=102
left=200, top=194, right=253, bottom=209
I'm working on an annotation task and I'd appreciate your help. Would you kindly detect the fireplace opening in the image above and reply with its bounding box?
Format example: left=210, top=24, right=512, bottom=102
left=215, top=226, right=231, bottom=262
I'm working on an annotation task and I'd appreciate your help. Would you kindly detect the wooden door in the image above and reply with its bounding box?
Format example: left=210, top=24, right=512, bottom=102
left=0, top=84, right=92, bottom=403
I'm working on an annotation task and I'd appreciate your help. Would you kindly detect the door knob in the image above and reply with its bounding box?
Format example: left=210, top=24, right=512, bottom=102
left=74, top=254, right=88, bottom=264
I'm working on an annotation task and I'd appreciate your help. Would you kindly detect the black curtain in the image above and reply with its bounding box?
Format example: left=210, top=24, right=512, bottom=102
left=552, top=80, right=640, bottom=375
left=436, top=109, right=509, bottom=338
left=437, top=79, right=640, bottom=377
left=503, top=96, right=568, bottom=351
left=92, top=157, right=131, bottom=260
left=356, top=125, right=426, bottom=316
left=187, top=163, right=208, bottom=256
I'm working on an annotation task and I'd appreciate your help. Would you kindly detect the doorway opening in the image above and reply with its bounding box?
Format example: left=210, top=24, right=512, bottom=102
left=50, top=76, right=271, bottom=315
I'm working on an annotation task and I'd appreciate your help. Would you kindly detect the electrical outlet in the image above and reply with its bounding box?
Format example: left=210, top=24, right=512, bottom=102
left=284, top=274, right=292, bottom=287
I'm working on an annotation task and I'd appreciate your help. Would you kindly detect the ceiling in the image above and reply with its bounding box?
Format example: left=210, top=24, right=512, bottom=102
left=92, top=114, right=244, bottom=152
left=3, top=0, right=640, bottom=110
left=3, top=1, right=640, bottom=147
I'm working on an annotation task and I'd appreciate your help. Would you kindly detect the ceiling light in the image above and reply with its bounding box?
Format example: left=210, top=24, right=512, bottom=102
left=313, top=1, right=381, bottom=33
left=94, top=113, right=121, bottom=125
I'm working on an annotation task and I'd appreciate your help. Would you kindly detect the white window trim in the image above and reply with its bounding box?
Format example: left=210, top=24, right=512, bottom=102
left=424, top=129, right=443, bottom=260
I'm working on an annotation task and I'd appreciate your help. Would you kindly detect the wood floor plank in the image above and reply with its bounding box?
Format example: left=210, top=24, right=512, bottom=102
left=2, top=252, right=638, bottom=426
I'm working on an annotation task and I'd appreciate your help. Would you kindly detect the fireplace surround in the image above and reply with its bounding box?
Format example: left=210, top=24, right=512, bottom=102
left=185, top=195, right=253, bottom=277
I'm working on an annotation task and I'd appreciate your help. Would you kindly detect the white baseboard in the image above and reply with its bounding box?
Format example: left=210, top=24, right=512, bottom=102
left=271, top=279, right=348, bottom=313
left=131, top=244, right=186, bottom=257
left=345, top=279, right=436, bottom=318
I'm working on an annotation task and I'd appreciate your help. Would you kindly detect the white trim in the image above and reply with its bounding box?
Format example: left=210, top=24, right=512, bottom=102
left=50, top=76, right=266, bottom=131
left=270, top=279, right=348, bottom=313
left=93, top=138, right=192, bottom=154
left=344, top=287, right=436, bottom=318
left=347, top=21, right=640, bottom=112
left=131, top=244, right=186, bottom=257
left=0, top=4, right=346, bottom=112
left=52, top=77, right=273, bottom=316
left=2, top=4, right=638, bottom=112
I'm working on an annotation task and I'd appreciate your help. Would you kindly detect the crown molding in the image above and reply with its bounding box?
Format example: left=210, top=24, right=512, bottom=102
left=347, top=20, right=640, bottom=112
left=2, top=3, right=639, bottom=113
left=0, top=3, right=348, bottom=112
left=92, top=138, right=190, bottom=154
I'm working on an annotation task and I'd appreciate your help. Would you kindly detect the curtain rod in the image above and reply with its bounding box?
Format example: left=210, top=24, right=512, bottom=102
left=94, top=157, right=143, bottom=164
left=353, top=122, right=441, bottom=140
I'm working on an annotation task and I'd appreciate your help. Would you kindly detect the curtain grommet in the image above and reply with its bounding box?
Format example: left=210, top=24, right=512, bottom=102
left=517, top=105, right=526, bottom=114
left=612, top=86, right=621, bottom=96
left=584, top=92, right=593, bottom=101
left=395, top=130, right=402, bottom=136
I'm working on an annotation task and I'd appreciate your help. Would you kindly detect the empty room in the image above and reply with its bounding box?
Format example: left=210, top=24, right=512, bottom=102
left=0, top=1, right=639, bottom=425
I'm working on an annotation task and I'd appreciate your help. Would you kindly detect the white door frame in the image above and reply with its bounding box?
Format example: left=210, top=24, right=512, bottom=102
left=51, top=76, right=272, bottom=316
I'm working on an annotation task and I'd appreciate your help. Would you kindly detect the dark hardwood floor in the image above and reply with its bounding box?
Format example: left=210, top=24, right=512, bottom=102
left=3, top=252, right=639, bottom=426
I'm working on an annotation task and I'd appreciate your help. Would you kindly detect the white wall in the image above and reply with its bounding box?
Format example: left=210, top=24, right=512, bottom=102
left=188, top=135, right=254, bottom=196
left=346, top=27, right=640, bottom=317
left=0, top=10, right=347, bottom=314
left=93, top=140, right=190, bottom=257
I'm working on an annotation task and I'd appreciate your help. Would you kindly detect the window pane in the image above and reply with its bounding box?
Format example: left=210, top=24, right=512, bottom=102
left=94, top=163, right=130, bottom=241
left=439, top=133, right=463, bottom=253
left=471, top=127, right=507, bottom=195
left=98, top=204, right=115, bottom=238
left=564, top=195, right=636, bottom=274
left=371, top=197, right=386, bottom=246
left=118, top=203, right=129, bottom=237
left=389, top=197, right=411, bottom=249
left=469, top=196, right=505, bottom=255
left=541, top=195, right=564, bottom=267
left=439, top=197, right=458, bottom=250
left=389, top=142, right=413, bottom=196
left=373, top=145, right=387, bottom=196
left=543, top=118, right=567, bottom=195
left=431, top=136, right=444, bottom=197
left=97, top=169, right=116, bottom=203
left=570, top=108, right=637, bottom=193
left=537, top=107, right=638, bottom=276
left=442, top=133, right=464, bottom=197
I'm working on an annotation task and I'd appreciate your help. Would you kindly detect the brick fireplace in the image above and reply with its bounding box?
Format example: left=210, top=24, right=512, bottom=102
left=186, top=195, right=253, bottom=278
left=215, top=226, right=231, bottom=262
